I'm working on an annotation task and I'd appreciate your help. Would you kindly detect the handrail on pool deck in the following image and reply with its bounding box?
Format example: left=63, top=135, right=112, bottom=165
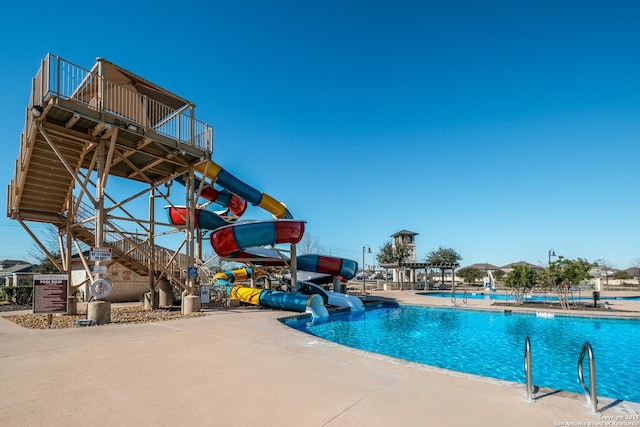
left=578, top=342, right=598, bottom=414
left=524, top=336, right=534, bottom=402
left=523, top=338, right=601, bottom=413
left=450, top=290, right=468, bottom=306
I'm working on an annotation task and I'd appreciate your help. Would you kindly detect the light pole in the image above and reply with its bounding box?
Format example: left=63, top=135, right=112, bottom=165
left=362, top=245, right=371, bottom=294
left=548, top=249, right=556, bottom=266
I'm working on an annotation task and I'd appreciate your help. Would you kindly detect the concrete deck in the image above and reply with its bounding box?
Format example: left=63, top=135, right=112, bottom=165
left=2, top=290, right=639, bottom=426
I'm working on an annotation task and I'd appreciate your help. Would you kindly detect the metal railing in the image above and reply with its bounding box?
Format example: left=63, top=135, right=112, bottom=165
left=451, top=290, right=468, bottom=306
left=578, top=342, right=598, bottom=413
left=31, top=54, right=213, bottom=152
left=72, top=198, right=212, bottom=292
left=524, top=336, right=534, bottom=402
left=521, top=337, right=600, bottom=413
left=74, top=199, right=180, bottom=274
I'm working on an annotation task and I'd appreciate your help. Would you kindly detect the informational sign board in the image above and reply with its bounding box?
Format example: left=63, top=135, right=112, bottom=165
left=188, top=267, right=198, bottom=278
left=33, top=274, right=68, bottom=314
left=200, top=285, right=211, bottom=304
left=90, top=247, right=112, bottom=262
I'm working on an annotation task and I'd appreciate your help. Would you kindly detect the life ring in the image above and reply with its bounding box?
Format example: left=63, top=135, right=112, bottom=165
left=89, top=279, right=113, bottom=299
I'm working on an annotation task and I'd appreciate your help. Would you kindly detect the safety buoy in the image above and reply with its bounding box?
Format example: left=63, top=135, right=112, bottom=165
left=89, top=279, right=112, bottom=299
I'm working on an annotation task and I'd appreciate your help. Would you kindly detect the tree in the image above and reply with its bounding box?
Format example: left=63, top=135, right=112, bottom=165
left=540, top=257, right=592, bottom=310
left=32, top=256, right=61, bottom=274
left=377, top=242, right=396, bottom=265
left=503, top=264, right=537, bottom=304
left=492, top=269, right=506, bottom=283
left=376, top=241, right=412, bottom=290
left=27, top=224, right=61, bottom=263
left=457, top=267, right=483, bottom=286
left=298, top=233, right=321, bottom=255
left=425, top=247, right=462, bottom=287
left=612, top=270, right=629, bottom=282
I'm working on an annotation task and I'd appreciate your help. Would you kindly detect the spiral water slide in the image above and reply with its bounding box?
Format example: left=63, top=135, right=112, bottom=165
left=213, top=268, right=329, bottom=319
left=170, top=162, right=361, bottom=316
left=194, top=161, right=292, bottom=219
left=174, top=175, right=247, bottom=218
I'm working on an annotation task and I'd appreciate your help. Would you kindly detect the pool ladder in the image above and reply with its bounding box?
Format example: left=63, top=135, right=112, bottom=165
left=523, top=337, right=597, bottom=413
left=578, top=342, right=598, bottom=414
left=451, top=290, right=467, bottom=306
left=524, top=337, right=534, bottom=402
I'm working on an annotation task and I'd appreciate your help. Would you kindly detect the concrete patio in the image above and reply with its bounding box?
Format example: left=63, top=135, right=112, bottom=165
left=1, top=290, right=639, bottom=426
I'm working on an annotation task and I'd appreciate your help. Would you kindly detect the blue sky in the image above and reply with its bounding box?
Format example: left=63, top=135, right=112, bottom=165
left=1, top=1, right=639, bottom=269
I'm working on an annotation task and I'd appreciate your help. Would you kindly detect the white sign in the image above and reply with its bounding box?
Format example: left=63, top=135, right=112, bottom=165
left=90, top=247, right=112, bottom=262
left=92, top=265, right=108, bottom=274
left=200, top=285, right=211, bottom=304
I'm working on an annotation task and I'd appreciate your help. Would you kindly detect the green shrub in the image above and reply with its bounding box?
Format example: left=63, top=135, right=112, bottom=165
left=2, top=286, right=33, bottom=305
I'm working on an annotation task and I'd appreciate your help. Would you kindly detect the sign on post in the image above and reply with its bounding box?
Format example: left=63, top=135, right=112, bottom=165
left=188, top=267, right=198, bottom=278
left=33, top=274, right=68, bottom=314
left=200, top=285, right=211, bottom=304
left=90, top=247, right=112, bottom=262
left=92, top=265, right=108, bottom=274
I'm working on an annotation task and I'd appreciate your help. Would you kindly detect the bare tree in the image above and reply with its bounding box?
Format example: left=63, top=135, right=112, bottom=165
left=27, top=224, right=61, bottom=263
left=202, top=250, right=235, bottom=274
left=298, top=233, right=321, bottom=255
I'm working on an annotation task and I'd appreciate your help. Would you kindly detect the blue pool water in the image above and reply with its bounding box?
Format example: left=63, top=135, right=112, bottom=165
left=421, top=291, right=640, bottom=302
left=285, top=305, right=640, bottom=403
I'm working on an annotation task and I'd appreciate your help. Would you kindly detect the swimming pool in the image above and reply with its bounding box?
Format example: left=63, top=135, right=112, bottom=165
left=420, top=291, right=640, bottom=302
left=285, top=305, right=640, bottom=403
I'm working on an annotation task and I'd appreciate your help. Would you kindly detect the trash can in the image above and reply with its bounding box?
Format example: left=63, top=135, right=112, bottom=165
left=592, top=291, right=600, bottom=307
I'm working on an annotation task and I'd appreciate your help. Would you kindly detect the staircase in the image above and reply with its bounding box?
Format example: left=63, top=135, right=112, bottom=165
left=7, top=53, right=215, bottom=296
left=71, top=199, right=210, bottom=293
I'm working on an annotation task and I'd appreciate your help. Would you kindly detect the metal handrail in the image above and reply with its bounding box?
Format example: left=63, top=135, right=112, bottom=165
left=524, top=336, right=534, bottom=401
left=578, top=342, right=597, bottom=413
left=462, top=290, right=468, bottom=305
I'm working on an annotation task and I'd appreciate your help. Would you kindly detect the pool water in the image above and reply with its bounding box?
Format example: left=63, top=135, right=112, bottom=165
left=285, top=305, right=640, bottom=403
left=420, top=291, right=640, bottom=302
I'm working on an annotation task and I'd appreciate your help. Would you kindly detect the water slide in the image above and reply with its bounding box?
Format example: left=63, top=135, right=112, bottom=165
left=297, top=254, right=358, bottom=279
left=170, top=162, right=360, bottom=315
left=213, top=268, right=329, bottom=319
left=210, top=220, right=305, bottom=258
left=294, top=254, right=364, bottom=311
left=195, top=161, right=293, bottom=219
left=488, top=270, right=496, bottom=292
left=300, top=282, right=365, bottom=311
left=166, top=205, right=229, bottom=230
left=175, top=175, right=247, bottom=218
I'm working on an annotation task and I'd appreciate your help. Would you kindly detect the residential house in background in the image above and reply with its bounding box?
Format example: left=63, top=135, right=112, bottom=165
left=0, top=259, right=34, bottom=287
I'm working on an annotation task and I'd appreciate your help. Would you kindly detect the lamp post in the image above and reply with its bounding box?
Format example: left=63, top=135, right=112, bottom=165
left=548, top=249, right=556, bottom=266
left=362, top=245, right=371, bottom=294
